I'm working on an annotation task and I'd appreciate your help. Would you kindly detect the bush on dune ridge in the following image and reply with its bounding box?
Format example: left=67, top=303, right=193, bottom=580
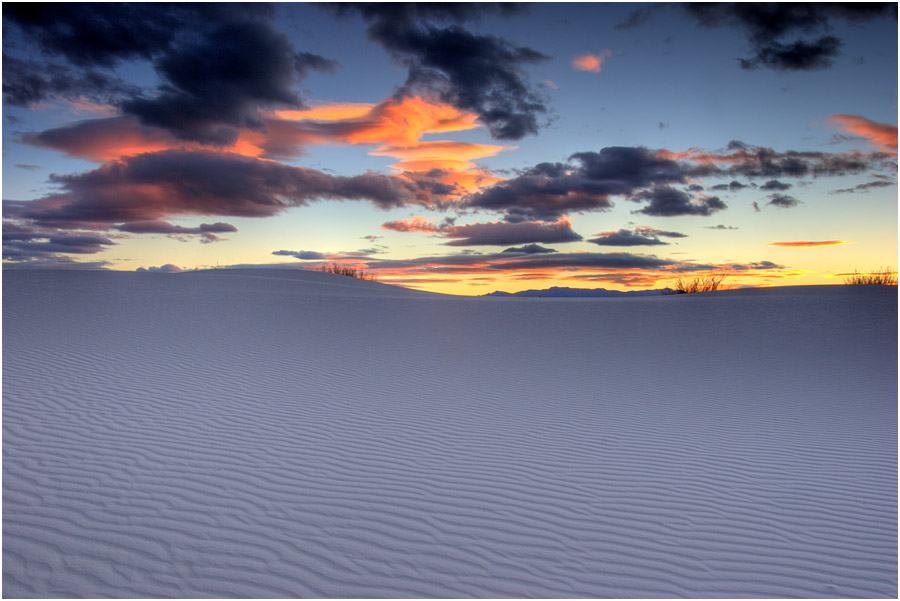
left=666, top=274, right=729, bottom=294
left=843, top=267, right=897, bottom=285
left=320, top=263, right=378, bottom=281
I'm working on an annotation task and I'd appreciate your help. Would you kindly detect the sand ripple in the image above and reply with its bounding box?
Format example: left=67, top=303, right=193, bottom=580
left=3, top=271, right=896, bottom=597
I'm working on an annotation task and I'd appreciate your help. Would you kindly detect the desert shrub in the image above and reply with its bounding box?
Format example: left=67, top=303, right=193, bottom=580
left=843, top=267, right=897, bottom=285
left=320, top=263, right=377, bottom=281
left=669, top=274, right=728, bottom=294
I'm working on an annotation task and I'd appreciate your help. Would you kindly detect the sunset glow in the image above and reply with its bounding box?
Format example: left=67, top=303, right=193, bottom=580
left=3, top=3, right=896, bottom=295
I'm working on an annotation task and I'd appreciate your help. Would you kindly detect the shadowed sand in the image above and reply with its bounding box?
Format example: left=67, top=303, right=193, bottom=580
left=3, top=269, right=897, bottom=598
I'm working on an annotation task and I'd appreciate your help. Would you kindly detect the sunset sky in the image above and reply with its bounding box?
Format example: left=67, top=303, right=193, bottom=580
left=3, top=2, right=897, bottom=294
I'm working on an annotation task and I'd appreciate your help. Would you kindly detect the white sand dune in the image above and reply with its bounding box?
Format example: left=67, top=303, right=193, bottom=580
left=3, top=269, right=897, bottom=598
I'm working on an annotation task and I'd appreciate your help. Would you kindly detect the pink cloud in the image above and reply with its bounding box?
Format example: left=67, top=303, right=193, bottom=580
left=572, top=50, right=614, bottom=73
left=827, top=115, right=898, bottom=156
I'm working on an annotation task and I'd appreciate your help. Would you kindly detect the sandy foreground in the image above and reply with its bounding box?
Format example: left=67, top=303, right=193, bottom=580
left=2, top=269, right=897, bottom=598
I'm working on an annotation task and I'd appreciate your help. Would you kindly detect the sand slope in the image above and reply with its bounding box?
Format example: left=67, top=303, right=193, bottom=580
left=3, top=270, right=897, bottom=598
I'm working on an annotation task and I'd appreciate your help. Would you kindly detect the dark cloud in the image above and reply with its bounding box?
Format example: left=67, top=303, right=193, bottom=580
left=2, top=54, right=137, bottom=107
left=370, top=251, right=677, bottom=274
left=589, top=229, right=669, bottom=246
left=727, top=260, right=782, bottom=271
left=709, top=180, right=748, bottom=192
left=703, top=143, right=884, bottom=179
left=830, top=180, right=894, bottom=194
left=332, top=3, right=550, bottom=140
left=636, top=226, right=688, bottom=239
left=2, top=4, right=272, bottom=108
left=116, top=220, right=237, bottom=243
left=4, top=150, right=432, bottom=228
left=2, top=221, right=115, bottom=263
left=442, top=219, right=583, bottom=246
left=3, top=3, right=269, bottom=67
left=4, top=3, right=335, bottom=145
left=382, top=216, right=583, bottom=246
left=1, top=255, right=111, bottom=270
left=466, top=146, right=700, bottom=221
left=760, top=179, right=792, bottom=191
left=501, top=244, right=557, bottom=254
left=272, top=249, right=328, bottom=260
left=706, top=224, right=739, bottom=230
left=123, top=21, right=336, bottom=144
left=465, top=142, right=885, bottom=222
left=633, top=186, right=726, bottom=217
left=767, top=194, right=801, bottom=208
left=682, top=3, right=897, bottom=71
left=739, top=36, right=842, bottom=71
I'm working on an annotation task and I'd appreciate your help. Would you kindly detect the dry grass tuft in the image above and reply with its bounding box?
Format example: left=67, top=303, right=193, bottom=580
left=667, top=274, right=729, bottom=294
left=843, top=267, right=897, bottom=286
left=320, top=263, right=378, bottom=281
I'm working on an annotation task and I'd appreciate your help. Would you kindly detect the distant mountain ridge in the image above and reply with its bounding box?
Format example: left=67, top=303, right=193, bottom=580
left=483, top=286, right=672, bottom=298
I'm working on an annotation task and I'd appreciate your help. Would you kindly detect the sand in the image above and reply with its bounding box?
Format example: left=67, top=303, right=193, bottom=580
left=3, top=269, right=897, bottom=598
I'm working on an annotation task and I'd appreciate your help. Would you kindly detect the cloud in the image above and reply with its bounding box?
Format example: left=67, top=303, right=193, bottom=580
left=122, top=21, right=336, bottom=145
left=332, top=3, right=550, bottom=140
left=680, top=3, right=897, bottom=71
left=137, top=264, right=183, bottom=273
left=769, top=240, right=848, bottom=247
left=381, top=216, right=456, bottom=233
left=588, top=229, right=669, bottom=246
left=465, top=141, right=889, bottom=222
left=633, top=186, right=726, bottom=217
left=739, top=36, right=842, bottom=71
left=2, top=4, right=274, bottom=108
left=115, top=220, right=237, bottom=243
left=759, top=179, right=792, bottom=191
left=572, top=50, right=613, bottom=73
left=767, top=194, right=801, bottom=208
left=20, top=116, right=203, bottom=161
left=501, top=244, right=557, bottom=254
left=659, top=142, right=885, bottom=179
left=830, top=180, right=894, bottom=194
left=22, top=95, right=504, bottom=197
left=1, top=54, right=137, bottom=107
left=2, top=221, right=115, bottom=263
left=466, top=146, right=699, bottom=221
left=270, top=97, right=507, bottom=195
left=382, top=216, right=583, bottom=246
left=272, top=249, right=328, bottom=260
left=442, top=217, right=583, bottom=246
left=5, top=4, right=338, bottom=145
left=827, top=115, right=898, bottom=156
left=4, top=3, right=268, bottom=67
left=369, top=250, right=677, bottom=274
left=706, top=224, right=739, bottom=230
left=709, top=180, right=748, bottom=192
left=4, top=150, right=434, bottom=229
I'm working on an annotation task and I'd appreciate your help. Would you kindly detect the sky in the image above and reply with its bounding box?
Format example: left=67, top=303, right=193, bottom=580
left=2, top=2, right=897, bottom=295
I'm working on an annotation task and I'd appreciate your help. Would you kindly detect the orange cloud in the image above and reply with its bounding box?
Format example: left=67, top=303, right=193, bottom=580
left=275, top=96, right=505, bottom=195
left=827, top=115, right=898, bottom=156
left=21, top=116, right=212, bottom=162
left=380, top=217, right=446, bottom=233
left=26, top=95, right=506, bottom=197
left=277, top=102, right=374, bottom=121
left=769, top=240, right=849, bottom=247
left=276, top=96, right=480, bottom=147
left=572, top=50, right=613, bottom=73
